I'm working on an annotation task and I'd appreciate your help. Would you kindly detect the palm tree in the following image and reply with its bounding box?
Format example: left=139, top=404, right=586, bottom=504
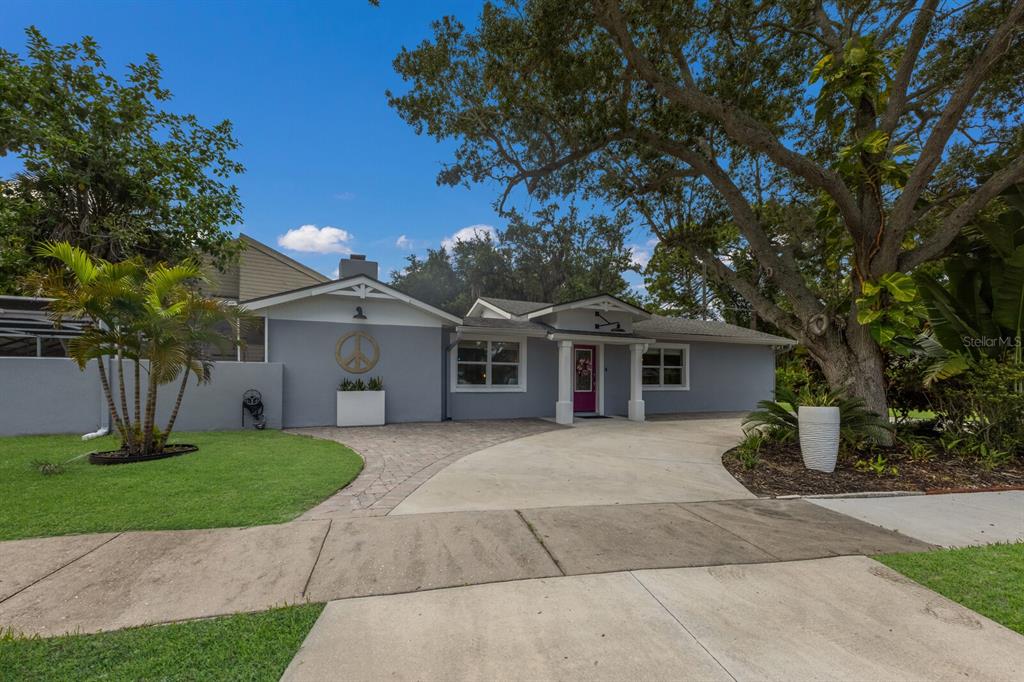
left=31, top=242, right=244, bottom=456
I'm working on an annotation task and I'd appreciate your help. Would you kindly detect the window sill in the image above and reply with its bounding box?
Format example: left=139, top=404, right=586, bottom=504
left=452, top=385, right=527, bottom=393
left=642, top=385, right=690, bottom=392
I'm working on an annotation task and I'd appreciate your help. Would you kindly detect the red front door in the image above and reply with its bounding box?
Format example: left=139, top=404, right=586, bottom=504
left=573, top=345, right=597, bottom=413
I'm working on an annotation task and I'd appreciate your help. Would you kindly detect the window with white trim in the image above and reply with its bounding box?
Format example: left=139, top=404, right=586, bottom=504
left=453, top=337, right=526, bottom=391
left=642, top=345, right=689, bottom=389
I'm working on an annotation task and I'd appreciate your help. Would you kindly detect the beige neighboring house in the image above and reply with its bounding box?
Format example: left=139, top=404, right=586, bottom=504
left=199, top=234, right=330, bottom=361
left=205, top=233, right=329, bottom=302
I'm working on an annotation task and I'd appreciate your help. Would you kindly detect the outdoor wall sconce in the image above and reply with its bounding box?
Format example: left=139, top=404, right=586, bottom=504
left=354, top=306, right=367, bottom=320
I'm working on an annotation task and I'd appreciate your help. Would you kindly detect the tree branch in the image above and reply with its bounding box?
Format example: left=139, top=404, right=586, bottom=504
left=591, top=0, right=863, bottom=231
left=880, top=0, right=939, bottom=134
left=633, top=130, right=825, bottom=319
left=890, top=0, right=1024, bottom=237
left=898, top=153, right=1024, bottom=270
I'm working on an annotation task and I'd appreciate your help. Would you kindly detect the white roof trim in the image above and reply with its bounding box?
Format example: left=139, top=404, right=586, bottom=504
left=456, top=325, right=548, bottom=338
left=546, top=332, right=657, bottom=345
left=466, top=298, right=514, bottom=319
left=526, top=295, right=650, bottom=320
left=240, top=275, right=462, bottom=324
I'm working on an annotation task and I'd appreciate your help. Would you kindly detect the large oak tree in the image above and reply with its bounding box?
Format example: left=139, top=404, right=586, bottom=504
left=388, top=0, right=1024, bottom=421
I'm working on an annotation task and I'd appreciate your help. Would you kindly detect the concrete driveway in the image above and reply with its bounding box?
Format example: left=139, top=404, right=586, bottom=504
left=392, top=415, right=753, bottom=514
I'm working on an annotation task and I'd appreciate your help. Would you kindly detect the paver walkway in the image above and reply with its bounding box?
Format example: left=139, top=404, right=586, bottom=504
left=0, top=498, right=930, bottom=637
left=291, top=419, right=561, bottom=518
left=283, top=556, right=1024, bottom=681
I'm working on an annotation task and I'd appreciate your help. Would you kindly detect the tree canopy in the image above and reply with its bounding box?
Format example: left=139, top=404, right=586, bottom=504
left=388, top=0, right=1024, bottom=416
left=389, top=204, right=636, bottom=314
left=0, top=27, right=244, bottom=293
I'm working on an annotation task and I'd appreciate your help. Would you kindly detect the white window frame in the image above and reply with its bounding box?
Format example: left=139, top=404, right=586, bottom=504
left=641, top=343, right=690, bottom=391
left=450, top=335, right=528, bottom=393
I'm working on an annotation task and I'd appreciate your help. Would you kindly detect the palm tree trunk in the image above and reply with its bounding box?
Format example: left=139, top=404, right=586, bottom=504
left=134, top=354, right=141, bottom=425
left=116, top=347, right=135, bottom=450
left=162, top=362, right=192, bottom=448
left=142, top=366, right=159, bottom=455
left=95, top=356, right=127, bottom=445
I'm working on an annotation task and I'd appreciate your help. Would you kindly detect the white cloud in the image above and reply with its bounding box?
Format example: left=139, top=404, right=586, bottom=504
left=441, top=224, right=497, bottom=251
left=329, top=267, right=340, bottom=279
left=628, top=244, right=651, bottom=269
left=277, top=225, right=353, bottom=254
left=395, top=234, right=413, bottom=249
left=333, top=191, right=356, bottom=201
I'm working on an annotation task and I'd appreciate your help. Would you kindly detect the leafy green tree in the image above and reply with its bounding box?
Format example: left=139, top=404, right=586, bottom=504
left=0, top=27, right=244, bottom=292
left=388, top=0, right=1024, bottom=427
left=389, top=205, right=635, bottom=313
left=31, top=242, right=244, bottom=456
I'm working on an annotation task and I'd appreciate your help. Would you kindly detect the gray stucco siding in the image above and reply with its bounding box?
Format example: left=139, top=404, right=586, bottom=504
left=642, top=341, right=776, bottom=414
left=0, top=358, right=283, bottom=435
left=448, top=337, right=558, bottom=420
left=268, top=318, right=443, bottom=426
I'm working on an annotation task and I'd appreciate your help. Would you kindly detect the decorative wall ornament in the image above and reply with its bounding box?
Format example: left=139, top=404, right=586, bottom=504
left=336, top=331, right=380, bottom=373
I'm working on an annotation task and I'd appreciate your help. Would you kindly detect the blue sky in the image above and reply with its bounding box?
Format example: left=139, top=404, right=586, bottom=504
left=2, top=0, right=651, bottom=286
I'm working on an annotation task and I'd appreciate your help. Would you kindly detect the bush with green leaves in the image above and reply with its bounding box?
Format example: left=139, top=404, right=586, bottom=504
left=733, top=433, right=764, bottom=470
left=932, top=358, right=1024, bottom=467
left=744, top=386, right=892, bottom=449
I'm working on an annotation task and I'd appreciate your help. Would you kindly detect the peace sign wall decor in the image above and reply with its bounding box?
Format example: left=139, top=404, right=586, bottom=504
left=335, top=331, right=380, bottom=373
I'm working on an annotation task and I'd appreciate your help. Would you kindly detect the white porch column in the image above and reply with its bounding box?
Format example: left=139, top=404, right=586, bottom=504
left=555, top=339, right=574, bottom=425
left=628, top=343, right=646, bottom=422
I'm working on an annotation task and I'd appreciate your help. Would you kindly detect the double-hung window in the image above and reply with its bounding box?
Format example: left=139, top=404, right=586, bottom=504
left=453, top=337, right=526, bottom=391
left=641, top=345, right=689, bottom=390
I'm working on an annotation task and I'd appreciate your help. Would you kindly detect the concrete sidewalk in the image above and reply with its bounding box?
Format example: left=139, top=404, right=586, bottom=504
left=811, top=490, right=1024, bottom=547
left=0, top=498, right=928, bottom=637
left=283, top=556, right=1024, bottom=681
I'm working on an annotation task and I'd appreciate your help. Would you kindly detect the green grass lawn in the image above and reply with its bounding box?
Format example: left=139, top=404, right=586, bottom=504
left=876, top=542, right=1024, bottom=635
left=0, top=604, right=322, bottom=681
left=0, top=430, right=362, bottom=541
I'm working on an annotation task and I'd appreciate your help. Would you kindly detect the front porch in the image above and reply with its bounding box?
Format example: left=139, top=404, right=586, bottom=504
left=552, top=333, right=654, bottom=426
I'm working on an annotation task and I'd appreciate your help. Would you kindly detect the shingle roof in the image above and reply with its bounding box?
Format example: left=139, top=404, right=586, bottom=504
left=478, top=297, right=552, bottom=316
left=634, top=315, right=795, bottom=345
left=458, top=317, right=551, bottom=333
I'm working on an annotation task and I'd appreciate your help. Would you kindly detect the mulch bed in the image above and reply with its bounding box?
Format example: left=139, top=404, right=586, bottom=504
left=723, top=440, right=1024, bottom=497
left=89, top=444, right=198, bottom=465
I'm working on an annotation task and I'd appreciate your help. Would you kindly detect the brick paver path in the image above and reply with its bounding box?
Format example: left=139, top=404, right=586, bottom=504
left=291, top=419, right=562, bottom=519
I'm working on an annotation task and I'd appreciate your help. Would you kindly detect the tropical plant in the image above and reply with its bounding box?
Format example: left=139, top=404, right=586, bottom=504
left=744, top=386, right=893, bottom=448
left=914, top=186, right=1024, bottom=385
left=30, top=242, right=244, bottom=456
left=733, top=433, right=764, bottom=470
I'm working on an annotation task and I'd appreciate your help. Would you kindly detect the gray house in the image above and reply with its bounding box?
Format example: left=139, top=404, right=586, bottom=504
left=242, top=255, right=794, bottom=427
left=0, top=244, right=793, bottom=436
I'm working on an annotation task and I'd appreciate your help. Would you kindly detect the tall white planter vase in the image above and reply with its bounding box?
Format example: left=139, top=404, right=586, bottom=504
left=798, top=406, right=840, bottom=473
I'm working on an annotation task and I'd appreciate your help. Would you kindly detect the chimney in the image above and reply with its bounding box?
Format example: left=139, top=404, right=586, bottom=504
left=338, top=254, right=378, bottom=280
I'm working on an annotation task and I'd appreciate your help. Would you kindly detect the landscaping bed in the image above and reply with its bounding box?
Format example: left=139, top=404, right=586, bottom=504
left=724, top=440, right=1024, bottom=497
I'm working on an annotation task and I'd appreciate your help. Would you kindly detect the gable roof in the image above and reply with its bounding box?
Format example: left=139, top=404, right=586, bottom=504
left=240, top=274, right=463, bottom=324
left=523, top=294, right=650, bottom=320
left=239, top=234, right=329, bottom=284
left=477, top=297, right=552, bottom=317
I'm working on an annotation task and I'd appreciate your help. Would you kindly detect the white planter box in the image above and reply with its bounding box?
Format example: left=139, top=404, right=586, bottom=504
left=336, top=390, right=385, bottom=427
left=798, top=406, right=840, bottom=473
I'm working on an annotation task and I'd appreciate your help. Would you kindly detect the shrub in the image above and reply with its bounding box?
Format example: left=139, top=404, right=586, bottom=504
left=733, top=433, right=764, bottom=470
left=744, top=386, right=892, bottom=448
left=932, top=358, right=1024, bottom=464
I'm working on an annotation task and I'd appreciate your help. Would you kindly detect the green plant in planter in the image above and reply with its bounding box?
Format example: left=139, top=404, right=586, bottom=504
left=367, top=376, right=384, bottom=391
left=744, top=386, right=892, bottom=448
left=339, top=378, right=369, bottom=391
